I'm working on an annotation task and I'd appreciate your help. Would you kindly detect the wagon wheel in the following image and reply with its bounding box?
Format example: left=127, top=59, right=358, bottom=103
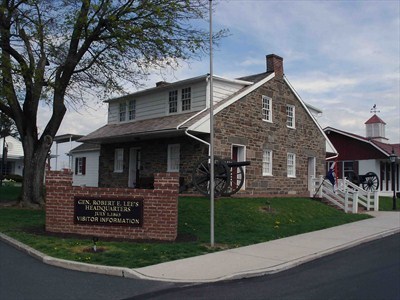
left=222, top=160, right=245, bottom=196
left=361, top=172, right=379, bottom=192
left=192, top=156, right=230, bottom=197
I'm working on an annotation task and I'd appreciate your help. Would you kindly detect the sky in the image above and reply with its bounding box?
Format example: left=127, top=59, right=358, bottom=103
left=39, top=0, right=400, bottom=170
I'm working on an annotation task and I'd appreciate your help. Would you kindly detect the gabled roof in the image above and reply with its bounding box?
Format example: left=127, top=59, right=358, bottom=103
left=81, top=70, right=332, bottom=154
left=324, top=126, right=399, bottom=157
left=79, top=112, right=198, bottom=144
left=104, top=74, right=253, bottom=103
left=365, top=114, right=386, bottom=125
left=184, top=72, right=275, bottom=132
left=70, top=143, right=101, bottom=153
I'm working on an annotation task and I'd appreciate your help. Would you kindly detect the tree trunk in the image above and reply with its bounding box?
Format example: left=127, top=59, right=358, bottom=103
left=20, top=137, right=49, bottom=207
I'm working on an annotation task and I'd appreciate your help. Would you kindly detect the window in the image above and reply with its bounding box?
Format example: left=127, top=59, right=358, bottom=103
left=287, top=153, right=296, bottom=178
left=262, top=95, right=272, bottom=122
left=114, top=148, right=124, bottom=172
left=262, top=150, right=273, bottom=176
left=167, top=144, right=180, bottom=172
left=181, top=87, right=191, bottom=111
left=119, top=102, right=126, bottom=122
left=169, top=90, right=178, bottom=113
left=75, top=157, right=86, bottom=175
left=286, top=105, right=295, bottom=128
left=128, top=100, right=136, bottom=120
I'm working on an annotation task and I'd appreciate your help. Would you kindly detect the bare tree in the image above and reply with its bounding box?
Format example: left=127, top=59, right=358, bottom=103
left=0, top=0, right=225, bottom=206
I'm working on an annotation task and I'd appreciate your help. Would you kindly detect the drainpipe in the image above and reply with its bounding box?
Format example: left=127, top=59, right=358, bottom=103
left=176, top=75, right=211, bottom=147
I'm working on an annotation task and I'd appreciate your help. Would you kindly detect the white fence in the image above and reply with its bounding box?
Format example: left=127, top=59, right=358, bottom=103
left=310, top=176, right=379, bottom=213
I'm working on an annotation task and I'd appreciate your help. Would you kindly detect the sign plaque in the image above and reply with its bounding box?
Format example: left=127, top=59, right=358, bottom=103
left=74, top=197, right=143, bottom=227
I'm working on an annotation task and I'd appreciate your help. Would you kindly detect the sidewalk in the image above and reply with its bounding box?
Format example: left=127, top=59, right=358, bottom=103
left=1, top=211, right=399, bottom=283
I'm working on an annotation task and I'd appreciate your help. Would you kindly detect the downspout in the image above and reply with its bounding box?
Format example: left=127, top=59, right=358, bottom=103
left=326, top=153, right=339, bottom=161
left=176, top=75, right=211, bottom=147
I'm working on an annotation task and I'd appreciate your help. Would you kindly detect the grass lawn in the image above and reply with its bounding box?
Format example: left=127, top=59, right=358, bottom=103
left=0, top=196, right=371, bottom=268
left=379, top=196, right=400, bottom=211
left=0, top=185, right=21, bottom=202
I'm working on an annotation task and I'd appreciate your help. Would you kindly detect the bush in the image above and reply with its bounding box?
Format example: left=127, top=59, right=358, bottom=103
left=2, top=179, right=16, bottom=187
left=4, top=174, right=23, bottom=183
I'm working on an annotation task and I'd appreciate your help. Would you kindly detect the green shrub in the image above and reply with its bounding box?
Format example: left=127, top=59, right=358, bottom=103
left=4, top=174, right=23, bottom=183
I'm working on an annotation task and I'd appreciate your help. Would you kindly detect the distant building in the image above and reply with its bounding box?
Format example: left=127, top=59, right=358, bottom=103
left=0, top=136, right=24, bottom=176
left=70, top=143, right=100, bottom=187
left=325, top=114, right=399, bottom=195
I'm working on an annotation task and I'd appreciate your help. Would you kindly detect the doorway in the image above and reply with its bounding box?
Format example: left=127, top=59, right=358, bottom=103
left=232, top=145, right=246, bottom=191
left=308, top=157, right=316, bottom=191
left=128, top=148, right=141, bottom=188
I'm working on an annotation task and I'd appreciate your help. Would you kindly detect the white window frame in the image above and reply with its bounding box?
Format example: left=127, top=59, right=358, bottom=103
left=77, top=157, right=84, bottom=175
left=286, top=104, right=295, bottom=128
left=128, top=99, right=136, bottom=120
left=262, top=95, right=272, bottom=122
left=181, top=87, right=191, bottom=111
left=262, top=149, right=273, bottom=176
left=168, top=90, right=178, bottom=114
left=167, top=144, right=180, bottom=172
left=287, top=153, right=296, bottom=178
left=119, top=102, right=126, bottom=122
left=114, top=148, right=124, bottom=173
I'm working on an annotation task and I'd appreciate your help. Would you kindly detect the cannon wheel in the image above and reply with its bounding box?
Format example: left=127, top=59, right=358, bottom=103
left=361, top=172, right=379, bottom=192
left=222, top=159, right=245, bottom=196
left=192, top=156, right=230, bottom=197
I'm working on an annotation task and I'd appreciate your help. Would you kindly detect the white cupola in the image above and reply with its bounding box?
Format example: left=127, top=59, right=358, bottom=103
left=365, top=114, right=387, bottom=142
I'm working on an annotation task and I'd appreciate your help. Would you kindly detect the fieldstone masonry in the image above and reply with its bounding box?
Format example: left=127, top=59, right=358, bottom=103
left=213, top=76, right=326, bottom=195
left=46, top=170, right=179, bottom=241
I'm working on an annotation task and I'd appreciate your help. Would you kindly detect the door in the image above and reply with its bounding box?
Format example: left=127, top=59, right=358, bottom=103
left=308, top=157, right=316, bottom=191
left=128, top=148, right=141, bottom=188
left=232, top=145, right=246, bottom=191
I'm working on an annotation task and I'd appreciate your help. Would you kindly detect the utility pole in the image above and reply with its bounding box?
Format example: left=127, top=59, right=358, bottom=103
left=209, top=0, right=215, bottom=247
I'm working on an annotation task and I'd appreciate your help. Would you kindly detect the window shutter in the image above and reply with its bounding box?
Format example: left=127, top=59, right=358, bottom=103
left=82, top=157, right=86, bottom=175
left=75, top=158, right=78, bottom=175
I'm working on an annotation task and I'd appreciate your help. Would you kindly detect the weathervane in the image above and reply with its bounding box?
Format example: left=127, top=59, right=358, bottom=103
left=370, top=104, right=380, bottom=114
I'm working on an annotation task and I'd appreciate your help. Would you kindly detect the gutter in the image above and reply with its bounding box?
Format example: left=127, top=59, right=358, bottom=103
left=176, top=75, right=211, bottom=147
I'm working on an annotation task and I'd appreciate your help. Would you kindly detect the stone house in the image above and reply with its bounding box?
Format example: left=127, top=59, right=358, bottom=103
left=78, top=54, right=335, bottom=196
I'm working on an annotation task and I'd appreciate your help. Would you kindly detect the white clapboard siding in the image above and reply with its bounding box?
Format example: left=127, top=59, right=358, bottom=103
left=107, top=81, right=207, bottom=124
left=72, top=150, right=100, bottom=187
left=106, top=78, right=246, bottom=125
left=213, top=80, right=246, bottom=104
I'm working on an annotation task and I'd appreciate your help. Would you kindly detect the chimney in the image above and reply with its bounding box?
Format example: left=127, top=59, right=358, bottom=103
left=156, top=81, right=169, bottom=87
left=266, top=54, right=284, bottom=78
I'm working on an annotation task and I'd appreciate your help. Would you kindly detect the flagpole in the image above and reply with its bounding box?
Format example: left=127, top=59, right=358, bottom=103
left=209, top=0, right=215, bottom=247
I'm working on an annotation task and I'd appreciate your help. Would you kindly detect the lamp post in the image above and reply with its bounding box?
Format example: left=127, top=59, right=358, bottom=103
left=389, top=149, right=397, bottom=210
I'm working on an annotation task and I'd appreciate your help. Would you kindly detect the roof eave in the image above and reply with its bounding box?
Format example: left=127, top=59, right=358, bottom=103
left=188, top=72, right=275, bottom=132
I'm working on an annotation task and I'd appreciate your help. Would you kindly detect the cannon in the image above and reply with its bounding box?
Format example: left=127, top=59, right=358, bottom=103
left=192, top=156, right=250, bottom=197
left=346, top=171, right=379, bottom=192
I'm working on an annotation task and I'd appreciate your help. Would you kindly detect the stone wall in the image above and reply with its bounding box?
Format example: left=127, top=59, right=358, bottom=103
left=46, top=170, right=179, bottom=241
left=214, top=76, right=326, bottom=195
left=98, top=136, right=208, bottom=188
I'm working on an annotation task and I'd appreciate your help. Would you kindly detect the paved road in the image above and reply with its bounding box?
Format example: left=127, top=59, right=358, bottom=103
left=0, top=241, right=179, bottom=300
left=1, top=233, right=399, bottom=300
left=129, top=233, right=400, bottom=300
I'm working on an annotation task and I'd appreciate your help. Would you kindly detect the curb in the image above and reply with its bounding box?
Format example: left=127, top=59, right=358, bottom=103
left=0, top=233, right=144, bottom=280
left=210, top=228, right=400, bottom=283
left=1, top=226, right=399, bottom=283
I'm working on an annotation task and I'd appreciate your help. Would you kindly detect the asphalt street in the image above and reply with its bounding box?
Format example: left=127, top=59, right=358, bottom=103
left=0, top=240, right=181, bottom=300
left=129, top=233, right=400, bottom=300
left=1, top=231, right=399, bottom=300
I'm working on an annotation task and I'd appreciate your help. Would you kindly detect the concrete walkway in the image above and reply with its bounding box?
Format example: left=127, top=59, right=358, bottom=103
left=1, top=211, right=399, bottom=283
